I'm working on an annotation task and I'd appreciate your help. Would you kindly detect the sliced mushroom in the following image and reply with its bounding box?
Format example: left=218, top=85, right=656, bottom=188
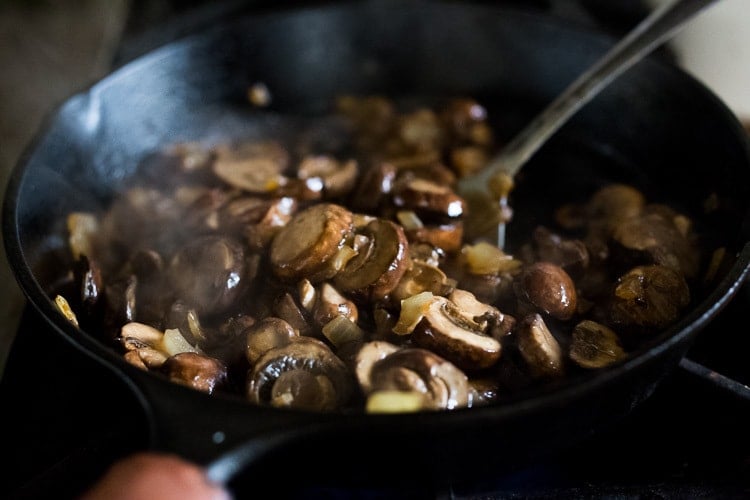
left=368, top=348, right=471, bottom=410
left=220, top=196, right=297, bottom=250
left=350, top=340, right=400, bottom=394
left=168, top=235, right=247, bottom=317
left=312, top=282, right=359, bottom=326
left=392, top=177, right=466, bottom=218
left=124, top=347, right=168, bottom=370
left=585, top=183, right=646, bottom=235
left=333, top=218, right=410, bottom=301
left=440, top=97, right=490, bottom=145
left=514, top=262, right=578, bottom=321
left=297, top=155, right=358, bottom=199
left=398, top=108, right=444, bottom=153
left=212, top=140, right=290, bottom=194
left=610, top=210, right=699, bottom=279
left=272, top=292, right=315, bottom=338
left=245, top=317, right=298, bottom=365
left=405, top=222, right=464, bottom=254
left=569, top=320, right=626, bottom=369
left=608, top=264, right=690, bottom=331
left=531, top=226, right=589, bottom=279
left=270, top=203, right=354, bottom=282
left=350, top=161, right=398, bottom=213
left=516, top=313, right=564, bottom=378
left=412, top=295, right=502, bottom=370
left=390, top=260, right=453, bottom=303
left=247, top=336, right=353, bottom=410
left=162, top=352, right=228, bottom=394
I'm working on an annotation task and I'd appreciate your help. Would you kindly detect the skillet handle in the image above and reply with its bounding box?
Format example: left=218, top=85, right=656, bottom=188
left=677, top=358, right=750, bottom=402
left=677, top=268, right=750, bottom=403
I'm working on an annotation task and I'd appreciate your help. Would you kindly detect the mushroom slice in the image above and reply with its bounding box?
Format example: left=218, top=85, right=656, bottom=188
left=333, top=219, right=410, bottom=301
left=610, top=210, right=699, bottom=279
left=532, top=226, right=589, bottom=279
left=569, top=320, right=626, bottom=369
left=392, top=178, right=466, bottom=218
left=405, top=222, right=464, bottom=254
left=212, top=141, right=290, bottom=194
left=245, top=317, right=298, bottom=365
left=412, top=296, right=502, bottom=370
left=220, top=196, right=297, bottom=250
left=169, top=235, right=247, bottom=317
left=350, top=340, right=400, bottom=394
left=369, top=348, right=471, bottom=410
left=270, top=203, right=354, bottom=282
left=608, top=264, right=690, bottom=331
left=247, top=336, right=352, bottom=410
left=390, top=260, right=452, bottom=303
left=162, top=352, right=228, bottom=394
left=312, top=282, right=359, bottom=327
left=516, top=314, right=564, bottom=378
left=297, top=155, right=358, bottom=199
left=124, top=347, right=168, bottom=370
left=514, top=262, right=578, bottom=321
left=584, top=183, right=646, bottom=234
left=350, top=161, right=398, bottom=213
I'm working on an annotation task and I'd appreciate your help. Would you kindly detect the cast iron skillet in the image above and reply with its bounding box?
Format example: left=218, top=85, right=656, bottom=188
left=4, top=0, right=750, bottom=493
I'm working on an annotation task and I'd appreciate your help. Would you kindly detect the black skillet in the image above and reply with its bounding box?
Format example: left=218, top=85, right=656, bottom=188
left=4, top=0, right=750, bottom=494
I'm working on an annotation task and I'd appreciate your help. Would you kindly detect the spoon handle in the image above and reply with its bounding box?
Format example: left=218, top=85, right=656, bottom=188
left=474, top=0, right=722, bottom=185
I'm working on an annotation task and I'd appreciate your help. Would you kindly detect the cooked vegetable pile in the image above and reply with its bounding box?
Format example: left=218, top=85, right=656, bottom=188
left=57, top=95, right=705, bottom=413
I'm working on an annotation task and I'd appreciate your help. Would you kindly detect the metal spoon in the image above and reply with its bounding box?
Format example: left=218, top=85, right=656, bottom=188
left=457, top=0, right=723, bottom=248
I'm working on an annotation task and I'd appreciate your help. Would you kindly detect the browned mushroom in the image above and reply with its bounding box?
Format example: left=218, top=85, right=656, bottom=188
left=569, top=320, right=626, bottom=369
left=162, top=352, right=228, bottom=394
left=608, top=264, right=691, bottom=331
left=333, top=218, right=410, bottom=301
left=220, top=196, right=297, bottom=251
left=272, top=292, right=315, bottom=338
left=168, top=235, right=248, bottom=317
left=516, top=313, right=564, bottom=378
left=398, top=108, right=444, bottom=153
left=392, top=177, right=466, bottom=218
left=247, top=336, right=353, bottom=410
left=411, top=295, right=502, bottom=370
left=311, top=282, right=359, bottom=327
left=531, top=226, right=590, bottom=279
left=610, top=208, right=699, bottom=279
left=390, top=259, right=453, bottom=304
left=350, top=161, right=398, bottom=213
left=514, top=262, right=578, bottom=321
left=368, top=348, right=471, bottom=410
left=269, top=203, right=354, bottom=282
left=296, top=155, right=359, bottom=199
left=212, top=140, right=290, bottom=194
left=350, top=340, right=401, bottom=394
left=440, top=97, right=491, bottom=146
left=405, top=222, right=464, bottom=254
left=245, top=317, right=298, bottom=365
left=119, top=322, right=201, bottom=370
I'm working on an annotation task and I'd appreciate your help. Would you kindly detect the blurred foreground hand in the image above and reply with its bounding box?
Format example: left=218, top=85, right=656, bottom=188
left=80, top=452, right=231, bottom=500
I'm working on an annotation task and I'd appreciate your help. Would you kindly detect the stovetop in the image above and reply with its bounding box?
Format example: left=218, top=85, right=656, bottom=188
left=3, top=1, right=750, bottom=498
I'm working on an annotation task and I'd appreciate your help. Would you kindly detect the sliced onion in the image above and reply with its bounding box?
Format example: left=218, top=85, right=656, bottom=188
left=322, top=315, right=365, bottom=348
left=393, top=291, right=434, bottom=335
